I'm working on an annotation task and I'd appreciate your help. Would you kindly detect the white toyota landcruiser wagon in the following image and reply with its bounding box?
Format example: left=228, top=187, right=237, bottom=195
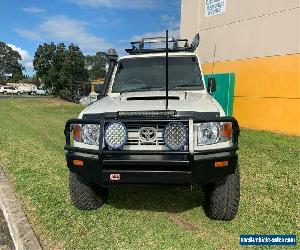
left=64, top=33, right=240, bottom=221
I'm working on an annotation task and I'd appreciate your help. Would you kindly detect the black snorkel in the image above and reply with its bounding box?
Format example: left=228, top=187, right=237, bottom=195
left=97, top=48, right=118, bottom=99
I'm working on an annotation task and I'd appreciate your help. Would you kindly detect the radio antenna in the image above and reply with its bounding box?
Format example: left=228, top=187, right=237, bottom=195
left=165, top=30, right=169, bottom=110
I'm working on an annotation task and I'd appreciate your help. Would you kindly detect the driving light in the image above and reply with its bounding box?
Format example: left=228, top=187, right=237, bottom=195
left=163, top=122, right=188, bottom=151
left=197, top=122, right=232, bottom=145
left=81, top=124, right=101, bottom=145
left=104, top=122, right=127, bottom=149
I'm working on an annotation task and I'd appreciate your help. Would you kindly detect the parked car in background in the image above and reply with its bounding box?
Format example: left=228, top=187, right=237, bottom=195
left=0, top=86, right=22, bottom=95
left=30, top=86, right=38, bottom=95
left=18, top=85, right=38, bottom=95
left=36, top=88, right=47, bottom=95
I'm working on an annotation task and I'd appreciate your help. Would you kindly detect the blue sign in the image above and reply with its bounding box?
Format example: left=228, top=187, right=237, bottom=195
left=240, top=235, right=297, bottom=246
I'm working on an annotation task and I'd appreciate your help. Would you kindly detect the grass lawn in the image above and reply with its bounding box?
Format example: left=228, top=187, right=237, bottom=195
left=0, top=98, right=299, bottom=249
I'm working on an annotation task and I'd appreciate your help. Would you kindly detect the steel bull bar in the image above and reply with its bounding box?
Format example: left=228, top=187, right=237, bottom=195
left=64, top=111, right=239, bottom=187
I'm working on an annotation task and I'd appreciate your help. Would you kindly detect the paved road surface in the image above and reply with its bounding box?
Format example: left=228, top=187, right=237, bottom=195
left=0, top=209, right=14, bottom=250
left=0, top=94, right=51, bottom=99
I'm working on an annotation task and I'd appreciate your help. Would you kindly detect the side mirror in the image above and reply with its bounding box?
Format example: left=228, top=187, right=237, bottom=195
left=207, top=77, right=217, bottom=93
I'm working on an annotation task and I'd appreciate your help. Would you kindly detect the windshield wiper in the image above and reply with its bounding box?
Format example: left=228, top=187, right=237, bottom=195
left=119, top=84, right=201, bottom=94
left=120, top=86, right=163, bottom=94
left=171, top=84, right=201, bottom=90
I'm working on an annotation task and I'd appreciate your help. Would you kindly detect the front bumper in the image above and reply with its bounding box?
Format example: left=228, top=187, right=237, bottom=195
left=65, top=149, right=238, bottom=187
left=64, top=112, right=239, bottom=187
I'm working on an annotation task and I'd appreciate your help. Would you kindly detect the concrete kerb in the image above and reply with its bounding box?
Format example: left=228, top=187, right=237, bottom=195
left=0, top=166, right=42, bottom=250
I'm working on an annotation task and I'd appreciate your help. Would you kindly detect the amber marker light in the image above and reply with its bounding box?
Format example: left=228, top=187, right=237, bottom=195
left=73, top=124, right=81, bottom=142
left=221, top=122, right=232, bottom=139
left=73, top=160, right=84, bottom=167
left=214, top=161, right=229, bottom=168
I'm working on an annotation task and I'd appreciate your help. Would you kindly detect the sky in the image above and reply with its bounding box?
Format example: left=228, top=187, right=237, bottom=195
left=0, top=0, right=181, bottom=75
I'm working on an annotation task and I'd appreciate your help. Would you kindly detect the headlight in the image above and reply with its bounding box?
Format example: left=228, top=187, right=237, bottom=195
left=163, top=122, right=188, bottom=151
left=197, top=122, right=232, bottom=146
left=82, top=124, right=101, bottom=145
left=104, top=122, right=127, bottom=149
left=73, top=124, right=101, bottom=145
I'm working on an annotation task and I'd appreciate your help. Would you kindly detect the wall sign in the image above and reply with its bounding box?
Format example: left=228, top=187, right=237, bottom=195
left=205, top=0, right=226, bottom=17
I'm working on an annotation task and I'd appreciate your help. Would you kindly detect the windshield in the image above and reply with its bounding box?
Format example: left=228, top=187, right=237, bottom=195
left=111, top=56, right=204, bottom=93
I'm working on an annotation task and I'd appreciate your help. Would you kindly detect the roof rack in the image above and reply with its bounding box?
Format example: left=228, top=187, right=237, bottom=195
left=125, top=34, right=200, bottom=55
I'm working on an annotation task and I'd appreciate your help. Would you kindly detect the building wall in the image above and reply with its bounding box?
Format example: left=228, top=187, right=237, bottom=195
left=180, top=0, right=300, bottom=135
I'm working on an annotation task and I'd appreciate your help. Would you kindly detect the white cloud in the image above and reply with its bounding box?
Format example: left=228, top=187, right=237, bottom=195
left=160, top=14, right=180, bottom=30
left=161, top=14, right=175, bottom=23
left=125, top=14, right=180, bottom=43
left=117, top=13, right=180, bottom=47
left=15, top=28, right=43, bottom=41
left=22, top=6, right=45, bottom=13
left=7, top=44, right=33, bottom=69
left=15, top=16, right=111, bottom=53
left=131, top=29, right=180, bottom=42
left=70, top=0, right=160, bottom=9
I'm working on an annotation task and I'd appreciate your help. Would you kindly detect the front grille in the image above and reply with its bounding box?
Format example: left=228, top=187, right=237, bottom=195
left=121, top=121, right=188, bottom=151
left=126, top=123, right=165, bottom=146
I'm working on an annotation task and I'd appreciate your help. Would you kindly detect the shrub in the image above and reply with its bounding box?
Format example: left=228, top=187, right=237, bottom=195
left=59, top=89, right=73, bottom=102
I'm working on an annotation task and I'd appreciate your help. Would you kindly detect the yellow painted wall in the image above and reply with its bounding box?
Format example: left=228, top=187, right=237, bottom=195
left=202, top=54, right=300, bottom=136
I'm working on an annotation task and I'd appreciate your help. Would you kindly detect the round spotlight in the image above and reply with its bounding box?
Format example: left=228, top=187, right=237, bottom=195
left=163, top=122, right=188, bottom=151
left=104, top=122, right=127, bottom=149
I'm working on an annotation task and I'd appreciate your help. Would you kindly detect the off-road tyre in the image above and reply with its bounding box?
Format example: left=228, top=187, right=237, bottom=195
left=203, top=166, right=240, bottom=221
left=3, top=91, right=7, bottom=95
left=69, top=171, right=108, bottom=210
left=17, top=91, right=21, bottom=95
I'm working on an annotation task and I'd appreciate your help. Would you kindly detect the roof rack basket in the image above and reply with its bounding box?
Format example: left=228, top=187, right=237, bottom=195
left=125, top=33, right=200, bottom=55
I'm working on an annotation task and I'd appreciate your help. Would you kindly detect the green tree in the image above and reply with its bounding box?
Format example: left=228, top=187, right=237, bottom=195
left=0, top=41, right=24, bottom=84
left=33, top=42, right=59, bottom=92
left=85, top=52, right=107, bottom=80
left=31, top=75, right=41, bottom=87
left=33, top=43, right=88, bottom=96
left=61, top=44, right=89, bottom=87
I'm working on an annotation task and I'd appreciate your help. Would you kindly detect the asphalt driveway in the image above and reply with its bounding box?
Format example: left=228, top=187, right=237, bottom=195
left=0, top=209, right=14, bottom=250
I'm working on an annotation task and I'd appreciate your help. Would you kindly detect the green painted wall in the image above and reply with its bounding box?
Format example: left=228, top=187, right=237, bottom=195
left=204, top=73, right=235, bottom=116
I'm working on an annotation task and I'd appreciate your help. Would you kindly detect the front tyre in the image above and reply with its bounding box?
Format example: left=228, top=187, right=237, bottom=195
left=203, top=166, right=240, bottom=221
left=69, top=171, right=108, bottom=210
